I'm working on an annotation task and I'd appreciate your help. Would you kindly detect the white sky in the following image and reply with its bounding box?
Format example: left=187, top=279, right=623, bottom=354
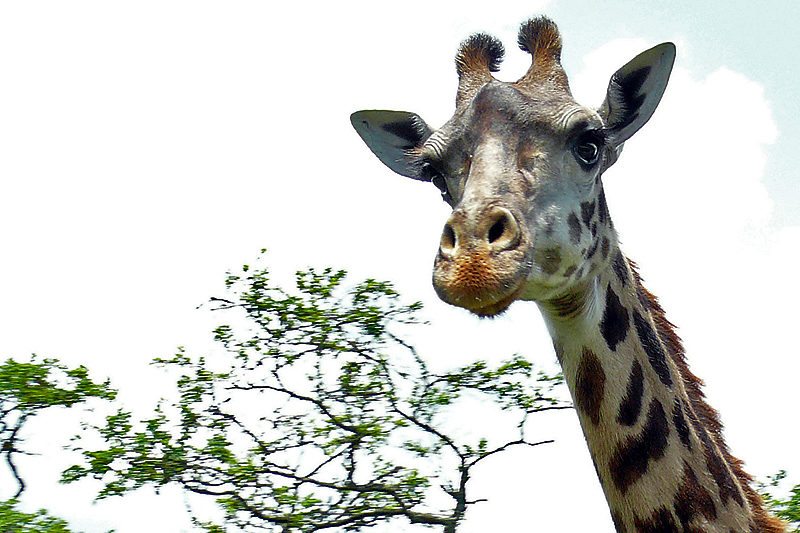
left=0, top=2, right=798, bottom=532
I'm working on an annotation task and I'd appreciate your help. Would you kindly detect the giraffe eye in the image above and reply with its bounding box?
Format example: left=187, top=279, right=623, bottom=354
left=421, top=163, right=453, bottom=203
left=572, top=130, right=605, bottom=167
left=574, top=141, right=600, bottom=166
left=432, top=174, right=454, bottom=204
left=422, top=163, right=453, bottom=204
left=431, top=173, right=447, bottom=194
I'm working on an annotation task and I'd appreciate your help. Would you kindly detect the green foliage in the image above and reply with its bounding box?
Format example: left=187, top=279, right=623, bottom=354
left=0, top=358, right=114, bottom=411
left=0, top=500, right=79, bottom=533
left=64, top=253, right=566, bottom=532
left=758, top=471, right=800, bottom=531
left=0, top=356, right=116, bottom=498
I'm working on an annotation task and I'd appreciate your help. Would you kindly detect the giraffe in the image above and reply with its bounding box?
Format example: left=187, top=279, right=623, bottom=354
left=350, top=16, right=785, bottom=533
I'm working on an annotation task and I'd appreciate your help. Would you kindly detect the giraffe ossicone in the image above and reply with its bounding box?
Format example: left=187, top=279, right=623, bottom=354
left=351, top=16, right=785, bottom=533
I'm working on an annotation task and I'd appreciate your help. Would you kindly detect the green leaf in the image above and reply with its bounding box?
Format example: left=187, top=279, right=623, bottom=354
left=0, top=499, right=102, bottom=533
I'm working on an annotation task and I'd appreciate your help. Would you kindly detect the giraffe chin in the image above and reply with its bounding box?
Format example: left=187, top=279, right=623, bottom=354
left=466, top=288, right=523, bottom=317
left=432, top=247, right=532, bottom=317
left=433, top=276, right=527, bottom=318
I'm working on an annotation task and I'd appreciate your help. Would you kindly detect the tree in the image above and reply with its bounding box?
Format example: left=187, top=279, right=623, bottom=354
left=0, top=356, right=116, bottom=532
left=63, top=253, right=568, bottom=532
left=0, top=500, right=78, bottom=533
left=1, top=356, right=116, bottom=498
left=759, top=471, right=800, bottom=532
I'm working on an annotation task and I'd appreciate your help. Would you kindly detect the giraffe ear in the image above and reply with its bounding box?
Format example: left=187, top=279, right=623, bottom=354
left=350, top=110, right=433, bottom=180
left=599, top=42, right=676, bottom=147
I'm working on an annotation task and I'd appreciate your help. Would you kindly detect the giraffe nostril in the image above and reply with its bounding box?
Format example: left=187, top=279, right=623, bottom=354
left=440, top=223, right=457, bottom=255
left=486, top=208, right=521, bottom=251
left=439, top=207, right=521, bottom=258
left=488, top=218, right=505, bottom=244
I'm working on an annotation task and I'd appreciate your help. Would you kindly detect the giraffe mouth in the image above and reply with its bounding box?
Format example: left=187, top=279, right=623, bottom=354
left=468, top=283, right=526, bottom=317
left=432, top=203, right=531, bottom=317
left=432, top=249, right=530, bottom=317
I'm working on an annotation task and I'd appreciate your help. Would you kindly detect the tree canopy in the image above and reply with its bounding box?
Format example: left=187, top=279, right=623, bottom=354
left=1, top=355, right=116, bottom=532
left=0, top=499, right=78, bottom=533
left=3, top=254, right=795, bottom=532
left=1, top=356, right=116, bottom=499
left=63, top=254, right=568, bottom=532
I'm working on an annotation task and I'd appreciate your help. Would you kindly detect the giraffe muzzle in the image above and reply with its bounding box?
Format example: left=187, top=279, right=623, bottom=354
left=433, top=205, right=530, bottom=317
left=438, top=206, right=521, bottom=259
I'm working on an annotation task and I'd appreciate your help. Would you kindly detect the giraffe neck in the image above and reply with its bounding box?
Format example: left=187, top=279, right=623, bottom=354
left=538, top=248, right=782, bottom=533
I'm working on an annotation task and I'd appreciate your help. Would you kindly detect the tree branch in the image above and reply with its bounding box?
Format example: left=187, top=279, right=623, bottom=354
left=3, top=415, right=28, bottom=499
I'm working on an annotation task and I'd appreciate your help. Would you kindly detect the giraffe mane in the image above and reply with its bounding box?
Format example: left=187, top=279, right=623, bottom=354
left=630, top=260, right=785, bottom=533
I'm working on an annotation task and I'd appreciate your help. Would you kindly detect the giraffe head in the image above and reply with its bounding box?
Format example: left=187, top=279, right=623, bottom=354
left=352, top=17, right=675, bottom=316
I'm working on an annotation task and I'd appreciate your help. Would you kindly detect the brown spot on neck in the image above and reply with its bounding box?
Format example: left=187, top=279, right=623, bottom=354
left=609, top=397, right=669, bottom=494
left=633, top=507, right=677, bottom=533
left=617, top=359, right=644, bottom=426
left=575, top=348, right=605, bottom=426
left=599, top=285, right=630, bottom=351
left=674, top=461, right=718, bottom=529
